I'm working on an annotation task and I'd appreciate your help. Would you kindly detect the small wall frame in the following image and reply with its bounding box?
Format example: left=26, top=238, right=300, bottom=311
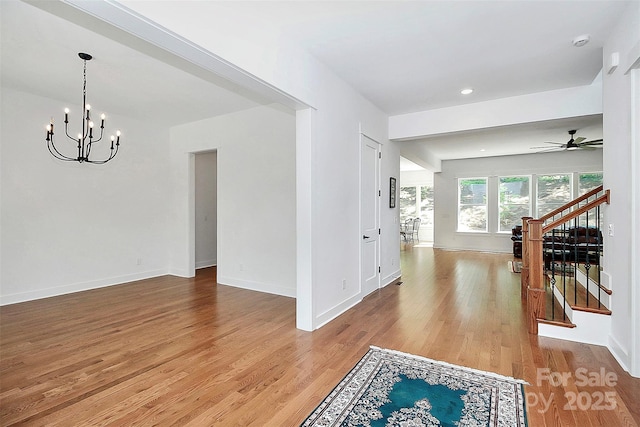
left=389, top=177, right=397, bottom=208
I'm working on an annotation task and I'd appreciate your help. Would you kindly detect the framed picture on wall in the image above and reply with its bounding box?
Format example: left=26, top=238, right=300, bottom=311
left=389, top=177, right=397, bottom=208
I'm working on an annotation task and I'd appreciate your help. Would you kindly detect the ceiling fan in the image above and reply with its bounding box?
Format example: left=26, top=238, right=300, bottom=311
left=530, top=130, right=603, bottom=153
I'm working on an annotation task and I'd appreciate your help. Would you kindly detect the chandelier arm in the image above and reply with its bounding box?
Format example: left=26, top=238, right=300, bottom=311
left=85, top=134, right=119, bottom=164
left=91, top=126, right=105, bottom=144
left=63, top=120, right=88, bottom=158
left=86, top=144, right=118, bottom=164
left=83, top=128, right=109, bottom=161
left=47, top=140, right=78, bottom=162
left=86, top=139, right=93, bottom=160
left=63, top=121, right=76, bottom=141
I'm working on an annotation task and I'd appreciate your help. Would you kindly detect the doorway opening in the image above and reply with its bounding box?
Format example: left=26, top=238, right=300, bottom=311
left=194, top=150, right=218, bottom=270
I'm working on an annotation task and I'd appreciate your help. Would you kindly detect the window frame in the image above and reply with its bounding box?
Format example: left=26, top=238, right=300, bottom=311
left=497, top=175, right=532, bottom=233
left=454, top=171, right=603, bottom=236
left=457, top=177, right=488, bottom=233
left=535, top=173, right=573, bottom=218
left=399, top=184, right=434, bottom=226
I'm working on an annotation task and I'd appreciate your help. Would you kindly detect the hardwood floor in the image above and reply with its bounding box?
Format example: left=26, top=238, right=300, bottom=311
left=1, top=247, right=638, bottom=426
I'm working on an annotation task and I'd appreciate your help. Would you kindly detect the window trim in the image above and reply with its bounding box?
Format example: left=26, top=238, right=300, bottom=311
left=454, top=171, right=603, bottom=236
left=535, top=173, right=573, bottom=218
left=457, top=177, right=488, bottom=233
left=497, top=175, right=532, bottom=233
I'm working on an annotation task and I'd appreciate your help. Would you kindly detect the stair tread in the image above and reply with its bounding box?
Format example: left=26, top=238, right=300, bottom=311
left=545, top=270, right=610, bottom=312
left=543, top=284, right=574, bottom=325
left=538, top=318, right=576, bottom=328
left=576, top=264, right=612, bottom=295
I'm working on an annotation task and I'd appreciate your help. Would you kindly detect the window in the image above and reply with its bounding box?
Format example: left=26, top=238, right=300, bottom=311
left=536, top=174, right=572, bottom=217
left=399, top=187, right=417, bottom=221
left=455, top=171, right=602, bottom=234
left=579, top=172, right=603, bottom=195
left=400, top=185, right=434, bottom=226
left=579, top=172, right=604, bottom=226
left=419, top=185, right=434, bottom=226
left=498, top=176, right=530, bottom=232
left=458, top=178, right=487, bottom=232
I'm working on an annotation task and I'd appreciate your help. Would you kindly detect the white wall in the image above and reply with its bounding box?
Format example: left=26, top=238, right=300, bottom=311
left=114, top=2, right=400, bottom=330
left=434, top=150, right=603, bottom=253
left=170, top=104, right=297, bottom=298
left=602, top=0, right=640, bottom=376
left=1, top=2, right=401, bottom=333
left=0, top=87, right=171, bottom=304
left=300, top=69, right=398, bottom=329
left=400, top=170, right=434, bottom=188
left=194, top=151, right=217, bottom=269
left=381, top=140, right=402, bottom=285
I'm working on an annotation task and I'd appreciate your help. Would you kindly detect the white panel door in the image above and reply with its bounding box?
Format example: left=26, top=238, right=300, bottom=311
left=361, top=135, right=380, bottom=296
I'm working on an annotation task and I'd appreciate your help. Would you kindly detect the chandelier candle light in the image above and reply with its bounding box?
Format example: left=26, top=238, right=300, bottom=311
left=45, top=53, right=121, bottom=164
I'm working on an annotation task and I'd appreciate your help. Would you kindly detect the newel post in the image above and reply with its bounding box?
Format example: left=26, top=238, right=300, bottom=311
left=527, top=219, right=546, bottom=334
left=520, top=217, right=532, bottom=301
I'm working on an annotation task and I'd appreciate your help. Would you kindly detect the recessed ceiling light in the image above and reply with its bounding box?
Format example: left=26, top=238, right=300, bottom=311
left=480, top=149, right=486, bottom=152
left=461, top=88, right=473, bottom=95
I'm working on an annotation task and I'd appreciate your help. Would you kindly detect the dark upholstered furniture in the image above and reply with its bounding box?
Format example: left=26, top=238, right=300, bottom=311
left=511, top=226, right=523, bottom=258
left=542, top=226, right=603, bottom=268
left=511, top=225, right=602, bottom=265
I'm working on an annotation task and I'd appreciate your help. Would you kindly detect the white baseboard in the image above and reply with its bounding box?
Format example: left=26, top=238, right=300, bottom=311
left=216, top=275, right=296, bottom=298
left=382, top=269, right=402, bottom=287
left=195, top=260, right=217, bottom=269
left=608, top=334, right=631, bottom=374
left=168, top=268, right=193, bottom=278
left=0, top=269, right=169, bottom=306
left=314, top=293, right=362, bottom=329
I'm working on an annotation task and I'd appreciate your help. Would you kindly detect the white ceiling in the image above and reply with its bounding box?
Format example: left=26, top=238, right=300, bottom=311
left=0, top=0, right=268, bottom=127
left=213, top=1, right=626, bottom=114
left=1, top=0, right=628, bottom=162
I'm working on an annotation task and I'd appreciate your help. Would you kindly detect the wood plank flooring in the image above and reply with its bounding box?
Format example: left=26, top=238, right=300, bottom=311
left=1, top=247, right=638, bottom=426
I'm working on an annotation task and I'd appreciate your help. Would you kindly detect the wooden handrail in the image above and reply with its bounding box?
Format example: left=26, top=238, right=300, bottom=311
left=539, top=185, right=604, bottom=222
left=524, top=186, right=610, bottom=334
left=542, top=190, right=610, bottom=234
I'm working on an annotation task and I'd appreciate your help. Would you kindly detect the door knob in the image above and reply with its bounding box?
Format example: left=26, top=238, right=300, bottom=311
left=363, top=235, right=370, bottom=239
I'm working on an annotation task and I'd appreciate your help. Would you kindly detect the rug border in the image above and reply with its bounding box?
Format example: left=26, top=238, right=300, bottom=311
left=300, top=348, right=374, bottom=426
left=370, top=345, right=529, bottom=385
left=301, top=346, right=529, bottom=426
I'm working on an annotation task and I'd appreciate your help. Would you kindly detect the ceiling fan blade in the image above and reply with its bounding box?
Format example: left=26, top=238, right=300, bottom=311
left=541, top=141, right=564, bottom=145
left=579, top=146, right=596, bottom=151
left=530, top=146, right=556, bottom=149
left=535, top=147, right=564, bottom=153
left=574, top=136, right=586, bottom=144
left=580, top=139, right=603, bottom=146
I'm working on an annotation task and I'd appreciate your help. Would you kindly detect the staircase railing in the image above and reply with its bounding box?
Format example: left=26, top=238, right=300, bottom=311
left=521, top=185, right=610, bottom=334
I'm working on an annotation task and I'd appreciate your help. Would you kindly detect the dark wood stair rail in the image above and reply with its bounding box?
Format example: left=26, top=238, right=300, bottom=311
left=521, top=186, right=610, bottom=334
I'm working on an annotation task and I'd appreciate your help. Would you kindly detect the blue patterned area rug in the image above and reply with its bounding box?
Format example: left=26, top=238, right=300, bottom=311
left=301, top=346, right=528, bottom=427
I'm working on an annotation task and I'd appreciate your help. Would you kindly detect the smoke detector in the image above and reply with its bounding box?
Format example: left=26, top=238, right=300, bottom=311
left=572, top=34, right=590, bottom=47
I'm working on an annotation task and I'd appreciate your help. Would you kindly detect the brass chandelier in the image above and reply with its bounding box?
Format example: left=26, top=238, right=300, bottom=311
left=45, top=53, right=121, bottom=164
